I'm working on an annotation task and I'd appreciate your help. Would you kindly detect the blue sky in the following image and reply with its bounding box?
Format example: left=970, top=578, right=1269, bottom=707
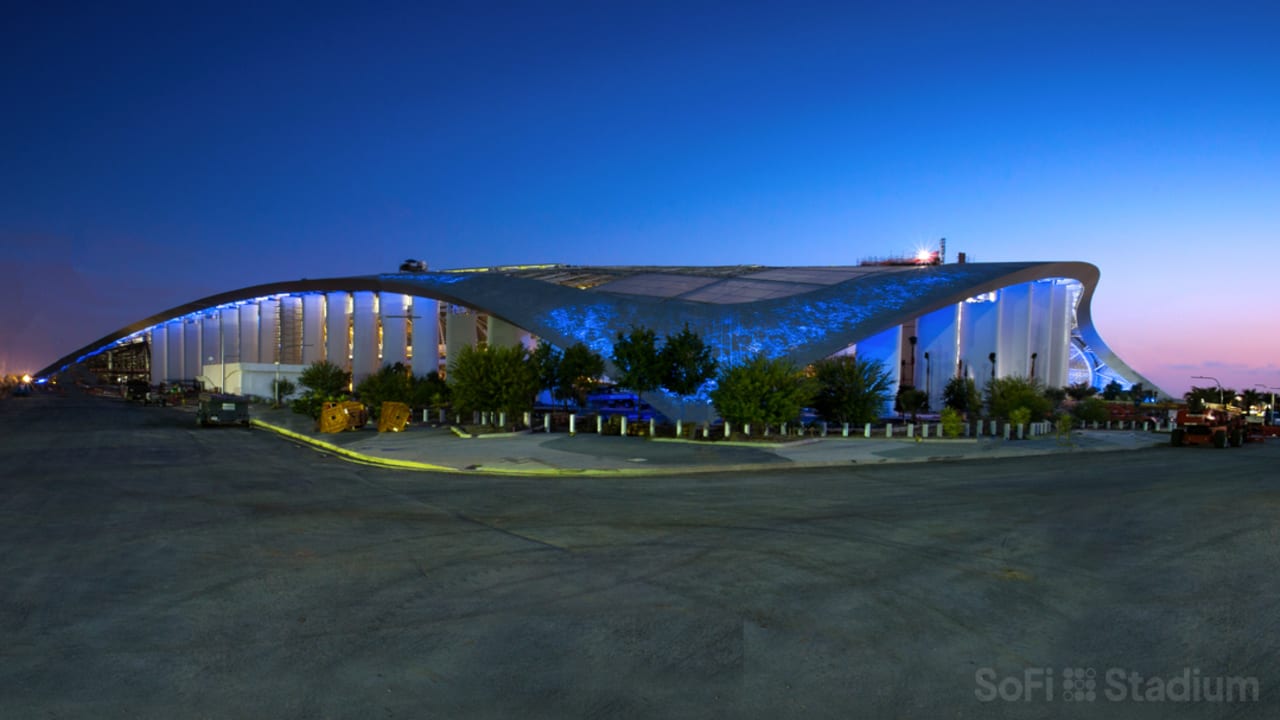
left=3, top=1, right=1278, bottom=396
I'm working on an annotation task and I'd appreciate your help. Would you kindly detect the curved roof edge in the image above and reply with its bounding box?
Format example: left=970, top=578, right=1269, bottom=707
left=38, top=262, right=1164, bottom=399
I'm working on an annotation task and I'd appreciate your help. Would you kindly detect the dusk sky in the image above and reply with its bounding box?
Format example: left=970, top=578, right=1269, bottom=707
left=3, top=2, right=1278, bottom=397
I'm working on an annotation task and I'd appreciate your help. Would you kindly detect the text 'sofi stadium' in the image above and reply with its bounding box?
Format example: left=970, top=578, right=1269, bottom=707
left=37, top=253, right=1162, bottom=421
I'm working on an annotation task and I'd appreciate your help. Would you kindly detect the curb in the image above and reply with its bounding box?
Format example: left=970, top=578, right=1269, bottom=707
left=250, top=419, right=1164, bottom=477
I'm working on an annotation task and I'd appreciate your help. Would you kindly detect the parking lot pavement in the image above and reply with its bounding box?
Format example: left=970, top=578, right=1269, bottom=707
left=3, top=392, right=1279, bottom=719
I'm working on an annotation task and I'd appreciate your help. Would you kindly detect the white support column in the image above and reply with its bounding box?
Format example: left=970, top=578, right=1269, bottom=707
left=351, top=291, right=379, bottom=385
left=410, top=297, right=440, bottom=376
left=325, top=292, right=350, bottom=371
left=487, top=315, right=521, bottom=349
left=219, top=307, right=240, bottom=372
left=165, top=320, right=183, bottom=383
left=996, top=283, right=1032, bottom=379
left=183, top=318, right=201, bottom=381
left=149, top=325, right=167, bottom=385
left=258, top=297, right=280, bottom=364
left=1027, top=282, right=1053, bottom=385
left=200, top=314, right=220, bottom=369
left=380, top=293, right=410, bottom=368
left=916, top=304, right=960, bottom=412
left=301, top=294, right=325, bottom=364
left=239, top=304, right=260, bottom=365
left=444, top=306, right=477, bottom=379
left=1047, top=283, right=1072, bottom=389
left=959, top=295, right=999, bottom=389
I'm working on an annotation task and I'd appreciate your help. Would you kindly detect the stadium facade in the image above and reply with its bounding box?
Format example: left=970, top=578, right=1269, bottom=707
left=37, top=259, right=1160, bottom=421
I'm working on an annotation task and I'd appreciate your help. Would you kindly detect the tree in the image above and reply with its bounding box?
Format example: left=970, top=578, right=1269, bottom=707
left=1042, top=386, right=1067, bottom=410
left=895, top=387, right=929, bottom=422
left=355, top=362, right=413, bottom=418
left=810, top=355, right=894, bottom=426
left=1073, top=396, right=1110, bottom=424
left=298, top=360, right=350, bottom=397
left=942, top=376, right=982, bottom=415
left=985, top=375, right=1053, bottom=422
left=292, top=360, right=352, bottom=419
left=448, top=344, right=539, bottom=420
left=1102, top=380, right=1124, bottom=401
left=558, top=342, right=605, bottom=408
left=659, top=324, right=718, bottom=398
left=271, top=378, right=296, bottom=407
left=410, top=371, right=451, bottom=411
left=611, top=325, right=663, bottom=396
left=1128, top=382, right=1147, bottom=409
left=531, top=341, right=562, bottom=404
left=1184, top=385, right=1234, bottom=409
left=710, top=356, right=813, bottom=430
left=1065, top=382, right=1097, bottom=401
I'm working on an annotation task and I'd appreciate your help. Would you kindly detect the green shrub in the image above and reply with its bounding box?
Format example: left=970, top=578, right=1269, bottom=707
left=942, top=376, right=982, bottom=415
left=940, top=407, right=964, bottom=438
left=986, top=376, right=1052, bottom=422
left=1009, top=407, right=1031, bottom=427
left=810, top=356, right=893, bottom=425
left=1072, top=396, right=1110, bottom=424
left=710, top=355, right=813, bottom=429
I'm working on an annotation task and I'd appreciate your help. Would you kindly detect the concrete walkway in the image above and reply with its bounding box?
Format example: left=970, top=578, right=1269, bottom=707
left=245, top=406, right=1166, bottom=476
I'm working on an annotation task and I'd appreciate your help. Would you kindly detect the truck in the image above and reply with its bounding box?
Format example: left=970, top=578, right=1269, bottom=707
left=195, top=393, right=251, bottom=427
left=1170, top=403, right=1247, bottom=448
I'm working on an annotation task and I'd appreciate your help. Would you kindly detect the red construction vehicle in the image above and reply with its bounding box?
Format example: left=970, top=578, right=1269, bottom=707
left=1170, top=403, right=1247, bottom=448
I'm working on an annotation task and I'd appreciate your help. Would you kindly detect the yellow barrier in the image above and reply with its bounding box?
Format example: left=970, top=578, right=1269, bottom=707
left=378, top=401, right=411, bottom=432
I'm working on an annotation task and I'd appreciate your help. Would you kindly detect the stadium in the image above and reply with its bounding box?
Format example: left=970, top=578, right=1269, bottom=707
left=36, top=253, right=1160, bottom=422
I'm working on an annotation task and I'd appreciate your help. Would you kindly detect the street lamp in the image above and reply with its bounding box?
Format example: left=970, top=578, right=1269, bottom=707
left=1256, top=383, right=1278, bottom=410
left=923, top=351, right=931, bottom=407
left=1191, top=375, right=1223, bottom=405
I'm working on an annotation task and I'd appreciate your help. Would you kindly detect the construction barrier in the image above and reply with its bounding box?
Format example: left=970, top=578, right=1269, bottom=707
left=378, top=401, right=411, bottom=432
left=319, top=401, right=370, bottom=433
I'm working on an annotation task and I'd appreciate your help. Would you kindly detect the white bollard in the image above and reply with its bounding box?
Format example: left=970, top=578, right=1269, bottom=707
left=864, top=423, right=871, bottom=438
left=923, top=423, right=930, bottom=438
left=725, top=421, right=731, bottom=438
left=907, top=423, right=914, bottom=438
left=1017, top=423, right=1024, bottom=440
left=1004, top=424, right=1011, bottom=440
left=677, top=419, right=683, bottom=437
left=499, top=412, right=506, bottom=428
left=886, top=425, right=894, bottom=438
left=822, top=422, right=828, bottom=437
left=650, top=418, right=656, bottom=437
left=743, top=423, right=750, bottom=436
left=422, top=409, right=428, bottom=422
left=597, top=415, right=603, bottom=434
left=439, top=409, right=446, bottom=424
left=620, top=416, right=627, bottom=436
left=544, top=414, right=551, bottom=433
left=569, top=414, right=576, bottom=435
left=842, top=422, right=849, bottom=437
left=1143, top=421, right=1149, bottom=431
left=523, top=411, right=530, bottom=428
left=780, top=422, right=787, bottom=435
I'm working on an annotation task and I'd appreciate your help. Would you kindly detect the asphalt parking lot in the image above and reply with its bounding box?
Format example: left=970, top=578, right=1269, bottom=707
left=2, top=391, right=1278, bottom=719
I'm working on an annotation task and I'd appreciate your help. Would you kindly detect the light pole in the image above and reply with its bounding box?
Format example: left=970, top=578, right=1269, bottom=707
left=1256, top=384, right=1278, bottom=410
left=1191, top=375, right=1223, bottom=405
left=923, top=351, right=931, bottom=408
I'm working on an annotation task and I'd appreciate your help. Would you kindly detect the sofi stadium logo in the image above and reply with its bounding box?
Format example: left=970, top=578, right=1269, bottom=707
left=974, top=667, right=1259, bottom=704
